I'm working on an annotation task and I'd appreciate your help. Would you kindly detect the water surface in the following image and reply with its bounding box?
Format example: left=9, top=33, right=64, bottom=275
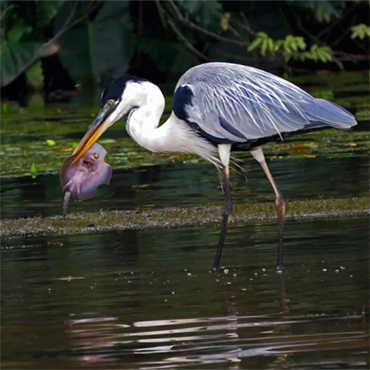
left=1, top=217, right=368, bottom=369
left=1, top=154, right=368, bottom=219
left=1, top=75, right=369, bottom=369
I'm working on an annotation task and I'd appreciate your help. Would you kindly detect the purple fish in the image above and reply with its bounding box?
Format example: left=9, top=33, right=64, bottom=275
left=60, top=143, right=112, bottom=218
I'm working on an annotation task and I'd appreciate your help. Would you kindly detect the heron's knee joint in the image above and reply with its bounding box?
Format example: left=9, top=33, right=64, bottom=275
left=275, top=194, right=285, bottom=208
left=224, top=203, right=233, bottom=216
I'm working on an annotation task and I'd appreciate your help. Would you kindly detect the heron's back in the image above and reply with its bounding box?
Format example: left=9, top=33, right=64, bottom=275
left=174, top=63, right=357, bottom=145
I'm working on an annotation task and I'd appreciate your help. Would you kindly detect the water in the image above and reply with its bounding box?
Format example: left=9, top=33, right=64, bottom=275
left=1, top=218, right=368, bottom=369
left=1, top=78, right=369, bottom=368
left=1, top=154, right=369, bottom=218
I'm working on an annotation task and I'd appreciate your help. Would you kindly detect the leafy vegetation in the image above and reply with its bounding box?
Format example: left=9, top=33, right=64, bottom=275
left=247, top=33, right=332, bottom=63
left=137, top=0, right=369, bottom=75
left=0, top=1, right=64, bottom=87
left=351, top=23, right=370, bottom=40
left=1, top=0, right=368, bottom=89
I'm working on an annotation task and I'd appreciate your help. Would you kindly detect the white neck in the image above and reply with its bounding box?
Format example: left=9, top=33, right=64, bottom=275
left=126, top=82, right=220, bottom=167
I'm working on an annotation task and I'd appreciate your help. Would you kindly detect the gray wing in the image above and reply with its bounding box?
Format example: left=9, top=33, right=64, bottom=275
left=175, top=63, right=356, bottom=143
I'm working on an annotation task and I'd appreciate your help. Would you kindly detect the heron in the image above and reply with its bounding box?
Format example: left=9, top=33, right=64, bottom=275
left=70, top=62, right=357, bottom=271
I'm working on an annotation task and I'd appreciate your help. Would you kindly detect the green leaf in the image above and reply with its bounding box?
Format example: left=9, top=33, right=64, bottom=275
left=136, top=36, right=198, bottom=77
left=247, top=37, right=263, bottom=52
left=351, top=24, right=370, bottom=40
left=25, top=60, right=43, bottom=89
left=260, top=39, right=268, bottom=56
left=71, top=142, right=79, bottom=152
left=283, top=42, right=291, bottom=53
left=27, top=93, right=45, bottom=111
left=35, top=0, right=64, bottom=27
left=290, top=41, right=297, bottom=52
left=0, top=41, right=44, bottom=87
left=46, top=139, right=56, bottom=147
left=177, top=0, right=222, bottom=30
left=315, top=9, right=331, bottom=23
left=2, top=103, right=9, bottom=114
left=296, top=37, right=306, bottom=50
left=220, top=12, right=231, bottom=31
left=54, top=1, right=135, bottom=85
left=267, top=38, right=274, bottom=53
left=30, top=162, right=39, bottom=178
left=287, top=0, right=341, bottom=18
left=99, top=138, right=116, bottom=144
left=7, top=15, right=32, bottom=45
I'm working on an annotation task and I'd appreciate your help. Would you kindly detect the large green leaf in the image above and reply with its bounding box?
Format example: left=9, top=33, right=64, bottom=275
left=287, top=0, right=341, bottom=18
left=92, top=1, right=134, bottom=80
left=0, top=41, right=44, bottom=86
left=176, top=0, right=222, bottom=31
left=25, top=60, right=44, bottom=89
left=6, top=14, right=32, bottom=45
left=136, top=36, right=199, bottom=78
left=54, top=1, right=135, bottom=86
left=35, top=0, right=64, bottom=27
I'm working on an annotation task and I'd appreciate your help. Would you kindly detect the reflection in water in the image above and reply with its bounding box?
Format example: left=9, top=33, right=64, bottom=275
left=64, top=312, right=366, bottom=369
left=1, top=218, right=368, bottom=369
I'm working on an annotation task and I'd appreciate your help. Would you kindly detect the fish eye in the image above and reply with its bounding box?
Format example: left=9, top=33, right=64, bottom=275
left=107, top=100, right=114, bottom=107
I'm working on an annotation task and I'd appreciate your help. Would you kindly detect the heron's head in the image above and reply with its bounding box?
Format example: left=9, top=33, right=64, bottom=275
left=71, top=75, right=148, bottom=164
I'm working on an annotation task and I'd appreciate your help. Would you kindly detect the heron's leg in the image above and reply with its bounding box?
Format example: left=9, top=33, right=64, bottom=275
left=251, top=147, right=286, bottom=270
left=213, top=164, right=233, bottom=271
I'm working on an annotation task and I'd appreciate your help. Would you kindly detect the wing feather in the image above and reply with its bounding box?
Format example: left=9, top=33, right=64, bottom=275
left=175, top=63, right=356, bottom=143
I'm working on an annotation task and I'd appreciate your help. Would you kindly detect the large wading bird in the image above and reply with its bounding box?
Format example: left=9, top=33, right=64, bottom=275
left=71, top=62, right=357, bottom=271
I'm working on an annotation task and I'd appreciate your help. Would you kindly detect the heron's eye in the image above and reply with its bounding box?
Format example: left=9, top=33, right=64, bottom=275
left=107, top=100, right=114, bottom=107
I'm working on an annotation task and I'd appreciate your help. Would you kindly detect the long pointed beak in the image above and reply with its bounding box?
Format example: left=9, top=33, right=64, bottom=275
left=71, top=105, right=116, bottom=165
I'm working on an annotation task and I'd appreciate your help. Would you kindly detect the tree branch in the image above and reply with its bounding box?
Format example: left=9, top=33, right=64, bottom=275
left=0, top=5, right=14, bottom=21
left=166, top=17, right=213, bottom=62
left=166, top=0, right=249, bottom=46
left=1, top=2, right=100, bottom=87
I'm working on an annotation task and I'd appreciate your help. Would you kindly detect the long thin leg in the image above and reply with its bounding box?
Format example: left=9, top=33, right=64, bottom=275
left=251, top=147, right=286, bottom=270
left=213, top=164, right=233, bottom=271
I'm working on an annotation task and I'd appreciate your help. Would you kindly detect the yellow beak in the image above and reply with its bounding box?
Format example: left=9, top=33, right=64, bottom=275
left=71, top=106, right=114, bottom=165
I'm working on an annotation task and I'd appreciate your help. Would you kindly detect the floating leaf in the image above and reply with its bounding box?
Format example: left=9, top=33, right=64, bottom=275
left=30, top=162, right=39, bottom=178
left=46, top=139, right=56, bottom=147
left=99, top=139, right=117, bottom=144
left=2, top=103, right=9, bottom=114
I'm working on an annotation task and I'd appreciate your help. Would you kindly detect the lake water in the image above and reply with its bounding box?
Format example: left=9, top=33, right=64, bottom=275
left=1, top=154, right=369, bottom=219
left=1, top=75, right=369, bottom=368
left=1, top=217, right=368, bottom=369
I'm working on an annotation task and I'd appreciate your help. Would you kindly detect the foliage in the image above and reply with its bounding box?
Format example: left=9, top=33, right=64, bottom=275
left=176, top=0, right=222, bottom=30
left=1, top=0, right=136, bottom=89
left=0, top=0, right=63, bottom=87
left=53, top=1, right=134, bottom=86
left=248, top=33, right=332, bottom=63
left=247, top=32, right=276, bottom=57
left=351, top=24, right=370, bottom=40
left=287, top=0, right=341, bottom=22
left=157, top=0, right=368, bottom=74
left=0, top=0, right=369, bottom=90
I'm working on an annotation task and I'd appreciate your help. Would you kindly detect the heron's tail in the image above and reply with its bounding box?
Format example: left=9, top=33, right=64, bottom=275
left=303, top=98, right=357, bottom=130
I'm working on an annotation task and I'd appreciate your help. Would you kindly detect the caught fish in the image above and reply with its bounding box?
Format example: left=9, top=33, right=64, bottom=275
left=60, top=143, right=112, bottom=218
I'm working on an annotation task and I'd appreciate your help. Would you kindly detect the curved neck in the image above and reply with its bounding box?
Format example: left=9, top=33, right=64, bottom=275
left=126, top=82, right=220, bottom=167
left=126, top=82, right=166, bottom=152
